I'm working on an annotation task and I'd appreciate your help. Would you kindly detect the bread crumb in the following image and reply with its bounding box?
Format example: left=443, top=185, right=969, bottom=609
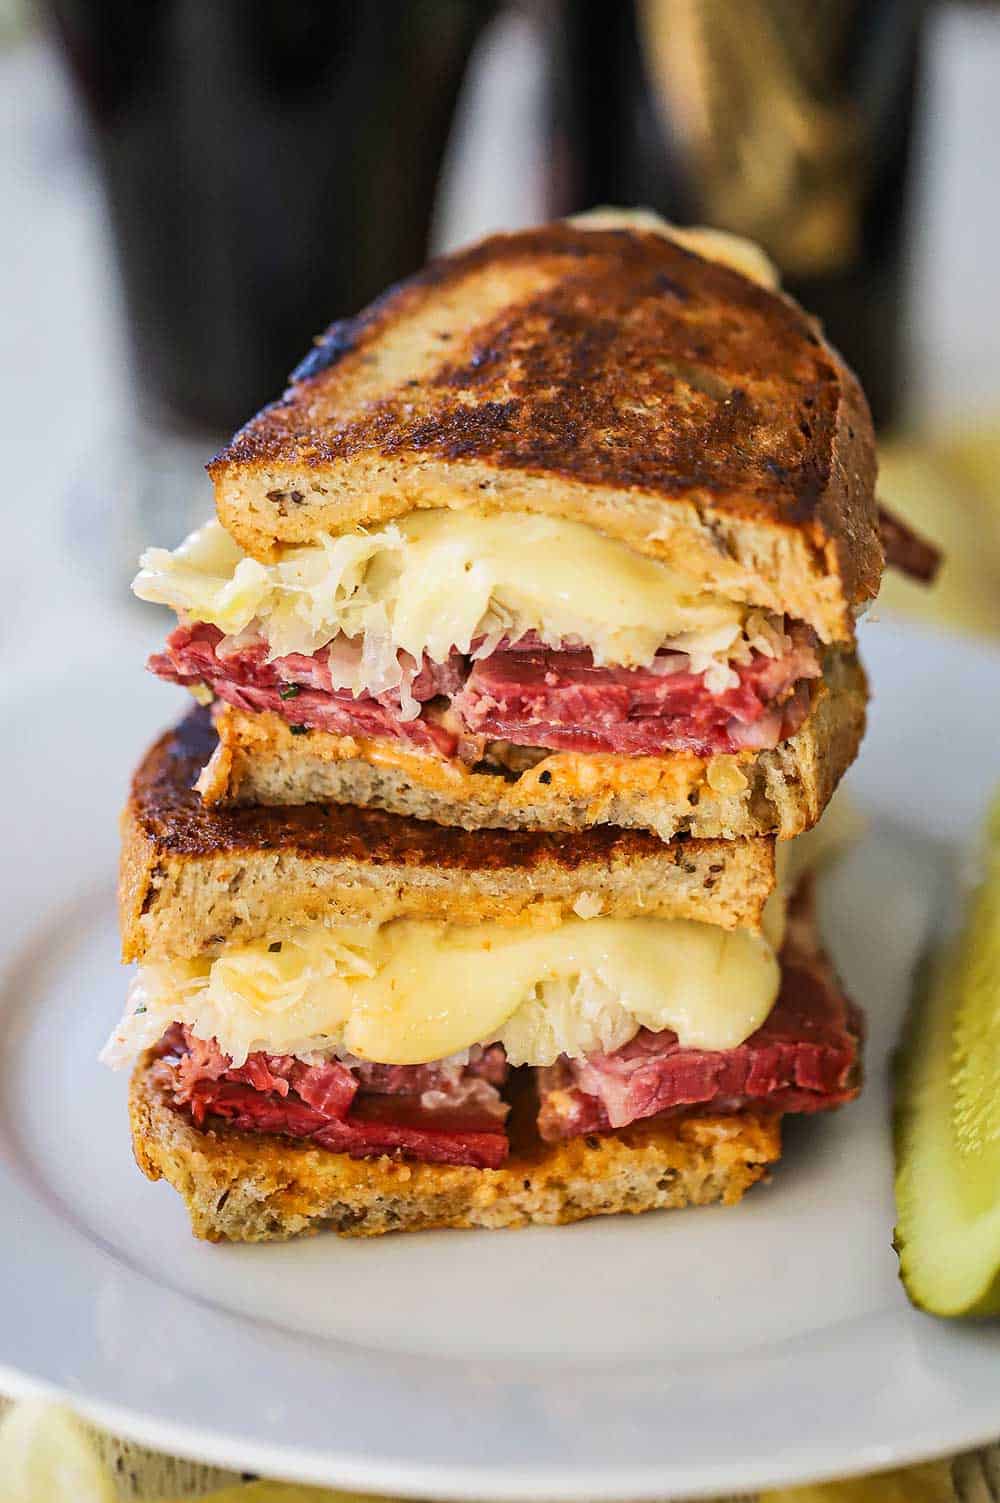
left=572, top=891, right=604, bottom=920
left=706, top=757, right=748, bottom=796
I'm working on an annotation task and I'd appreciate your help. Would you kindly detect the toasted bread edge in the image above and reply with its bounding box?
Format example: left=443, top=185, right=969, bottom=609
left=129, top=1060, right=781, bottom=1242
left=209, top=651, right=867, bottom=845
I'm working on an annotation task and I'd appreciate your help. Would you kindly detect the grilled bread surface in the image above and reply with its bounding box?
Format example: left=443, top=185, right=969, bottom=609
left=121, top=710, right=777, bottom=962
left=209, top=222, right=880, bottom=641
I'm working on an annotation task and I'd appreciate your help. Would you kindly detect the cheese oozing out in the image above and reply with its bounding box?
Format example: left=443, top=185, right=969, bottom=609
left=133, top=508, right=754, bottom=702
left=102, top=898, right=784, bottom=1075
left=568, top=208, right=781, bottom=289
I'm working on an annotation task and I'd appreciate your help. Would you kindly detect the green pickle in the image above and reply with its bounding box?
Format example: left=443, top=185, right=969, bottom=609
left=894, top=790, right=1000, bottom=1316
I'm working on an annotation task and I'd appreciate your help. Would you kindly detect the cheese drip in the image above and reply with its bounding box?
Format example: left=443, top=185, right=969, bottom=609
left=569, top=208, right=781, bottom=289
left=103, top=902, right=783, bottom=1073
left=132, top=508, right=744, bottom=690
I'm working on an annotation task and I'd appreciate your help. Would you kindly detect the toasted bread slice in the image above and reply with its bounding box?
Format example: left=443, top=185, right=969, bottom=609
left=129, top=1060, right=781, bottom=1242
left=122, top=709, right=776, bottom=962
left=208, top=220, right=879, bottom=643
left=199, top=650, right=866, bottom=845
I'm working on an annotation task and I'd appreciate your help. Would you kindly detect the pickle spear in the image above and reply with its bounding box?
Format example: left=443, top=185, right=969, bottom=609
left=894, top=790, right=1000, bottom=1316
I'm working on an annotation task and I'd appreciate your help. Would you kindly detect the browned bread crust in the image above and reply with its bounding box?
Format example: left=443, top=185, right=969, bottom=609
left=129, top=1060, right=781, bottom=1242
left=200, top=650, right=866, bottom=846
left=877, top=503, right=942, bottom=584
left=208, top=222, right=880, bottom=641
left=121, top=709, right=776, bottom=961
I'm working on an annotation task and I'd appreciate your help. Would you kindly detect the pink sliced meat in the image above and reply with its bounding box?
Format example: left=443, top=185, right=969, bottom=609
left=453, top=630, right=820, bottom=756
left=149, top=623, right=460, bottom=755
left=163, top=1025, right=360, bottom=1123
left=351, top=1049, right=508, bottom=1097
left=153, top=1025, right=511, bottom=1168
left=536, top=889, right=863, bottom=1141
left=186, top=1079, right=509, bottom=1169
left=148, top=618, right=822, bottom=761
left=161, top=1023, right=507, bottom=1108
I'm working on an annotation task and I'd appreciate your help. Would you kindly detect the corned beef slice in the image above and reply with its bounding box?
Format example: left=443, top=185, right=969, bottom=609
left=453, top=635, right=819, bottom=755
left=186, top=1080, right=510, bottom=1170
left=148, top=620, right=821, bottom=758
left=149, top=623, right=459, bottom=755
left=536, top=922, right=863, bottom=1142
left=168, top=1027, right=360, bottom=1121
left=154, top=1026, right=510, bottom=1169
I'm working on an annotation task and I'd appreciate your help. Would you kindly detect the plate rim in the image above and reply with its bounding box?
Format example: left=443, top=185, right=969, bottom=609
left=4, top=1356, right=1000, bottom=1502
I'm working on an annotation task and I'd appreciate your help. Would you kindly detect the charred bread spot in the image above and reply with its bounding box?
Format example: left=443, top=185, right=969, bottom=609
left=289, top=320, right=360, bottom=383
left=140, top=865, right=164, bottom=915
left=649, top=271, right=690, bottom=300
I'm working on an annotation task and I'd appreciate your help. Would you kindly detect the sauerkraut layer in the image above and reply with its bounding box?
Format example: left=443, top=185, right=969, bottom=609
left=134, top=509, right=758, bottom=704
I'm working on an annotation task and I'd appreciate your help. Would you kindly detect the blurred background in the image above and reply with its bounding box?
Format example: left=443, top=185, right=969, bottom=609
left=5, top=0, right=1000, bottom=700
left=3, top=5, right=1000, bottom=1495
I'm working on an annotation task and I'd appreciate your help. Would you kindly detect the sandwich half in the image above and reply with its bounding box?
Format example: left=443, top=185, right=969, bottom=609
left=134, top=214, right=879, bottom=841
left=108, top=711, right=863, bottom=1241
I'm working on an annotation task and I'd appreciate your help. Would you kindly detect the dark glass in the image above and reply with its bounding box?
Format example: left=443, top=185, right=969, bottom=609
left=547, top=0, right=926, bottom=427
left=47, top=0, right=494, bottom=432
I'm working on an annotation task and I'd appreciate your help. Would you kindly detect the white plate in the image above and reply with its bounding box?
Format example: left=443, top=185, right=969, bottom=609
left=3, top=620, right=1000, bottom=1501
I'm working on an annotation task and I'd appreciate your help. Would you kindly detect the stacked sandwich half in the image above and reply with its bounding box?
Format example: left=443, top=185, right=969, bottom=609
left=106, top=214, right=918, bottom=1242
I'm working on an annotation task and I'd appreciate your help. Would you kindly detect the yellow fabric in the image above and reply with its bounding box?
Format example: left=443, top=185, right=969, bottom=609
left=759, top=1460, right=958, bottom=1501
left=1, top=1398, right=994, bottom=1501
left=161, top=1484, right=367, bottom=1502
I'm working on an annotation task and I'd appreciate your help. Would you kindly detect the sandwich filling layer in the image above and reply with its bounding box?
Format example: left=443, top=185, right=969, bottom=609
left=127, top=884, right=861, bottom=1169
left=104, top=905, right=785, bottom=1071
left=105, top=877, right=860, bottom=1172
left=137, top=513, right=823, bottom=760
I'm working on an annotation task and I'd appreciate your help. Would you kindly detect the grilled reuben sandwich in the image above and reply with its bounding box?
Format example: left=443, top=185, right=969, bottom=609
left=112, top=214, right=939, bottom=1242
left=108, top=712, right=861, bottom=1241
left=133, top=212, right=888, bottom=841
